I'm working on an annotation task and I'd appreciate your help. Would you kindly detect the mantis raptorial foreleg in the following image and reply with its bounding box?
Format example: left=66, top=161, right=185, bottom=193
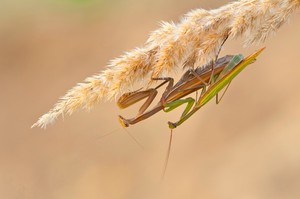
left=136, top=89, right=158, bottom=115
left=117, top=75, right=204, bottom=127
left=118, top=77, right=173, bottom=116
left=117, top=88, right=158, bottom=115
left=117, top=52, right=249, bottom=128
left=117, top=77, right=175, bottom=127
left=118, top=104, right=163, bottom=127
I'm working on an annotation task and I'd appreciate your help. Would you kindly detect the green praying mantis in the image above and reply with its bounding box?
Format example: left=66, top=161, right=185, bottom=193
left=117, top=47, right=265, bottom=129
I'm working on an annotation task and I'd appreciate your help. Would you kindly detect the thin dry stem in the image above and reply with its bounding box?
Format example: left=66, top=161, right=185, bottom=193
left=32, top=0, right=300, bottom=128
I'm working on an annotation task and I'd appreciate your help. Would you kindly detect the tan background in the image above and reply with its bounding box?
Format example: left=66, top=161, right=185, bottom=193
left=1, top=0, right=300, bottom=198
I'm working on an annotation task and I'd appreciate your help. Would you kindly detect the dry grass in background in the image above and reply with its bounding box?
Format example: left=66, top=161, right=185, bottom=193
left=1, top=0, right=300, bottom=198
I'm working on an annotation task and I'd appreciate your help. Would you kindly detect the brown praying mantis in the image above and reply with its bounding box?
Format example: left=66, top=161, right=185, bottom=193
left=117, top=47, right=265, bottom=129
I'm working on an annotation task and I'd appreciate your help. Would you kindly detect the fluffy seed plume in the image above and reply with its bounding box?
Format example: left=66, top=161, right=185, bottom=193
left=32, top=0, right=300, bottom=128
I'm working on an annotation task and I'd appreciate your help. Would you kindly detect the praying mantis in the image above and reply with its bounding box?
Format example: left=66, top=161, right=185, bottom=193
left=117, top=47, right=265, bottom=129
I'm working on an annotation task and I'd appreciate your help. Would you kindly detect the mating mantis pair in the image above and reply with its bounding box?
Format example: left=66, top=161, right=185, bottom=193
left=117, top=48, right=265, bottom=129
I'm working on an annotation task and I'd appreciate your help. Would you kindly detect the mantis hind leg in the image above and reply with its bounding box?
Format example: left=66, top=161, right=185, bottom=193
left=208, top=35, right=229, bottom=84
left=208, top=70, right=230, bottom=105
left=188, top=69, right=209, bottom=86
left=216, top=81, right=232, bottom=104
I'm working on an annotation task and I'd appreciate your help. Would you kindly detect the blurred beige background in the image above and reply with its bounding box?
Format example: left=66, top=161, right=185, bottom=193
left=1, top=0, right=300, bottom=198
